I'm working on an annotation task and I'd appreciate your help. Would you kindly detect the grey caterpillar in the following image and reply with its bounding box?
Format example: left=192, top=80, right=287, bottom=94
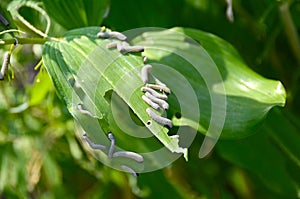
left=97, top=31, right=127, bottom=41
left=83, top=134, right=106, bottom=151
left=119, top=44, right=144, bottom=54
left=108, top=132, right=115, bottom=159
left=146, top=108, right=173, bottom=128
left=0, top=52, right=10, bottom=80
left=145, top=92, right=169, bottom=110
left=142, top=56, right=148, bottom=63
left=146, top=83, right=171, bottom=94
left=121, top=165, right=138, bottom=177
left=116, top=42, right=128, bottom=52
left=106, top=41, right=119, bottom=49
left=77, top=103, right=96, bottom=118
left=141, top=87, right=168, bottom=100
left=107, top=132, right=144, bottom=163
left=226, top=0, right=234, bottom=22
left=106, top=41, right=127, bottom=50
left=106, top=41, right=144, bottom=54
left=142, top=95, right=160, bottom=110
left=140, top=64, right=152, bottom=84
left=113, top=151, right=144, bottom=163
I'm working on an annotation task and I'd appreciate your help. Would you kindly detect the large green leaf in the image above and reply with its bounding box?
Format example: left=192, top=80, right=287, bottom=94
left=42, top=27, right=286, bottom=170
left=42, top=0, right=110, bottom=30
left=132, top=27, right=286, bottom=139
left=42, top=27, right=188, bottom=173
left=265, top=109, right=300, bottom=169
left=216, top=108, right=300, bottom=197
left=104, top=0, right=184, bottom=30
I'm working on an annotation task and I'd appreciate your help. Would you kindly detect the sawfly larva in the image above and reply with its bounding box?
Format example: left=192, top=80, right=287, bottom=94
left=146, top=108, right=172, bottom=128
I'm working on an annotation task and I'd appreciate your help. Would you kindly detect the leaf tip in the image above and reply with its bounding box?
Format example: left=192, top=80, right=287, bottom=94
left=276, top=81, right=287, bottom=107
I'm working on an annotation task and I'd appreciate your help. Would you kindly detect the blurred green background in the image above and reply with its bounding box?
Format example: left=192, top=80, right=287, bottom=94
left=0, top=0, right=300, bottom=198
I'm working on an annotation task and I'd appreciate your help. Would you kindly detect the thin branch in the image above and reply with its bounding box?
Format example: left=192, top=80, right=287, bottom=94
left=0, top=37, right=57, bottom=45
left=278, top=1, right=300, bottom=66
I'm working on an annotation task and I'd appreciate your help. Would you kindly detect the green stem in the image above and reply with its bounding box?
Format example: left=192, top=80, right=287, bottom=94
left=278, top=1, right=300, bottom=66
left=0, top=37, right=58, bottom=45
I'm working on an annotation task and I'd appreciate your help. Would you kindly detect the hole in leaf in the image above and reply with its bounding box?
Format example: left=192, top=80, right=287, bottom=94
left=104, top=89, right=113, bottom=103
left=175, top=112, right=182, bottom=119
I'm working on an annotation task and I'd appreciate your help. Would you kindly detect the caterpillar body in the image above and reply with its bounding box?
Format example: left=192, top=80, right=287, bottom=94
left=141, top=64, right=152, bottom=84
left=141, top=87, right=168, bottom=100
left=83, top=134, right=106, bottom=151
left=142, top=95, right=160, bottom=110
left=146, top=83, right=171, bottom=94
left=146, top=108, right=173, bottom=128
left=0, top=52, right=10, bottom=80
left=97, top=31, right=127, bottom=41
left=145, top=92, right=169, bottom=110
left=113, top=151, right=144, bottom=163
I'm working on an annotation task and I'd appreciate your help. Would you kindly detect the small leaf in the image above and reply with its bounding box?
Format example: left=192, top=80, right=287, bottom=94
left=29, top=68, right=53, bottom=106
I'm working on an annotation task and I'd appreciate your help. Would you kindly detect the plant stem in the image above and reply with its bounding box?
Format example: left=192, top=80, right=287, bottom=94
left=0, top=37, right=58, bottom=45
left=278, top=1, right=300, bottom=66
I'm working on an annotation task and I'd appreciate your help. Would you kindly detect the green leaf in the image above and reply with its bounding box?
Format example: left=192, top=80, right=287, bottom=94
left=216, top=109, right=300, bottom=197
left=42, top=27, right=286, bottom=170
left=42, top=27, right=188, bottom=173
left=265, top=109, right=300, bottom=169
left=29, top=68, right=53, bottom=106
left=104, top=0, right=183, bottom=30
left=132, top=27, right=286, bottom=139
left=42, top=0, right=110, bottom=30
left=42, top=153, right=62, bottom=187
left=7, top=0, right=51, bottom=37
